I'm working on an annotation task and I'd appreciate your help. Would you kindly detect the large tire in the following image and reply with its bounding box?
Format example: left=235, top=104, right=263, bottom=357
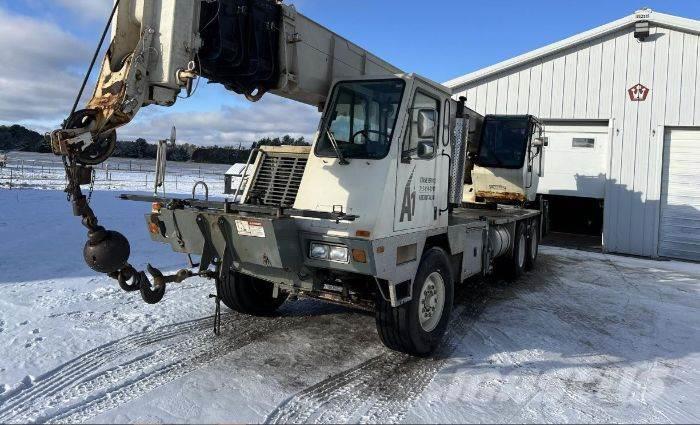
left=220, top=271, right=287, bottom=316
left=375, top=247, right=454, bottom=357
left=525, top=219, right=539, bottom=271
left=504, top=222, right=527, bottom=280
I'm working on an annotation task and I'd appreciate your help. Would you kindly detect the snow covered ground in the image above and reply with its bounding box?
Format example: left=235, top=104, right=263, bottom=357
left=0, top=152, right=227, bottom=195
left=0, top=188, right=698, bottom=424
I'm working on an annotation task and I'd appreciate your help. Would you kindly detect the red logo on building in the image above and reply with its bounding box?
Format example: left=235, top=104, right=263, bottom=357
left=628, top=84, right=650, bottom=101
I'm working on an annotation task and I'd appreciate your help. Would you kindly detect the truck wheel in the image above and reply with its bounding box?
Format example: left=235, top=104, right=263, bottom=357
left=504, top=222, right=527, bottom=280
left=525, top=220, right=539, bottom=270
left=220, top=271, right=287, bottom=316
left=375, top=247, right=454, bottom=356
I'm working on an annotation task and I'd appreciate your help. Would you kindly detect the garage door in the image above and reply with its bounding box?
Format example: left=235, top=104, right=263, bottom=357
left=538, top=122, right=609, bottom=198
left=659, top=129, right=700, bottom=261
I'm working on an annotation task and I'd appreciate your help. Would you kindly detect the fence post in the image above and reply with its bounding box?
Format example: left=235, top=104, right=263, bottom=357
left=21, top=160, right=24, bottom=176
left=175, top=174, right=178, bottom=190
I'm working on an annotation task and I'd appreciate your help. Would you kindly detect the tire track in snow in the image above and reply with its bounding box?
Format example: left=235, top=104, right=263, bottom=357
left=48, top=314, right=305, bottom=424
left=8, top=319, right=224, bottom=423
left=0, top=316, right=213, bottom=422
left=0, top=312, right=304, bottom=424
left=266, top=287, right=491, bottom=424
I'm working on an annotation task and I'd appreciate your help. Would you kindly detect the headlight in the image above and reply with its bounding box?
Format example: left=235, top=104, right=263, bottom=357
left=309, top=242, right=349, bottom=263
left=310, top=243, right=329, bottom=259
left=329, top=246, right=349, bottom=263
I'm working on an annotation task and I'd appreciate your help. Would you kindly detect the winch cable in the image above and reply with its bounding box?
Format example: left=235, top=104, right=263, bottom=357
left=67, top=0, right=121, bottom=125
left=63, top=0, right=121, bottom=208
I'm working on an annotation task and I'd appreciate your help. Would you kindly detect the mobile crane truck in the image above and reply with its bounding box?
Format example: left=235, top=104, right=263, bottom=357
left=49, top=0, right=547, bottom=356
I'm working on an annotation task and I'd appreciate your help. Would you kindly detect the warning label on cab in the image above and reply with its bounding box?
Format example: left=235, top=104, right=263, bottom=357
left=235, top=219, right=266, bottom=238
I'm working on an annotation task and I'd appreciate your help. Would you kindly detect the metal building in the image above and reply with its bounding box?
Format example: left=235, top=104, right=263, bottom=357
left=446, top=9, right=700, bottom=262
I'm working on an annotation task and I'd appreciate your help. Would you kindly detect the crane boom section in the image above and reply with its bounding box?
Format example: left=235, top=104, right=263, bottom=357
left=274, top=4, right=404, bottom=106
left=51, top=0, right=403, bottom=156
left=199, top=2, right=402, bottom=108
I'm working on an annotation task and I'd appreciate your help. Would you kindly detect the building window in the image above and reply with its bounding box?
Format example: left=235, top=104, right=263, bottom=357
left=572, top=137, right=595, bottom=148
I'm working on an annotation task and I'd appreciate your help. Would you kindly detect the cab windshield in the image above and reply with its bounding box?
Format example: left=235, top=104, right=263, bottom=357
left=476, top=116, right=531, bottom=169
left=316, top=79, right=405, bottom=160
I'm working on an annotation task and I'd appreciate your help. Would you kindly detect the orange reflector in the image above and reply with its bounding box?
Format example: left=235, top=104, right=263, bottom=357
left=148, top=222, right=160, bottom=234
left=355, top=230, right=371, bottom=238
left=352, top=249, right=367, bottom=263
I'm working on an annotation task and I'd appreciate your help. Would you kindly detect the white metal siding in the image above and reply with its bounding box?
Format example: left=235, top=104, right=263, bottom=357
left=659, top=129, right=700, bottom=261
left=455, top=24, right=700, bottom=258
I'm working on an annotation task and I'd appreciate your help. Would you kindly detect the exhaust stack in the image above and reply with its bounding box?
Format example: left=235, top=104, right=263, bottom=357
left=448, top=97, right=469, bottom=206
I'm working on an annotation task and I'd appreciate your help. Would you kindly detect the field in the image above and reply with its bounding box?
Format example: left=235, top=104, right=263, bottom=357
left=0, top=152, right=228, bottom=195
left=0, top=166, right=698, bottom=423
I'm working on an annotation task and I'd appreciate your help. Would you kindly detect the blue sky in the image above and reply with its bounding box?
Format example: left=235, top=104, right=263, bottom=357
left=1, top=0, right=698, bottom=146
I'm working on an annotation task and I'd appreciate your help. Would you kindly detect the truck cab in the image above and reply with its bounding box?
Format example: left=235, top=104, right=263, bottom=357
left=292, top=74, right=453, bottom=239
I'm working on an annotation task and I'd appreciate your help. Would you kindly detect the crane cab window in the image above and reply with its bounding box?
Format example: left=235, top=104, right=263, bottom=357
left=476, top=115, right=531, bottom=169
left=316, top=79, right=405, bottom=160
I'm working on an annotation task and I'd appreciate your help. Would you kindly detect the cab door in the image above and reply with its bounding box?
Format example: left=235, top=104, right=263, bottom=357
left=394, top=87, right=441, bottom=232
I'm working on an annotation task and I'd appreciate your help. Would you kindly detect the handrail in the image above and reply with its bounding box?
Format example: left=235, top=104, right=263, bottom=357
left=232, top=148, right=260, bottom=204
left=192, top=181, right=209, bottom=201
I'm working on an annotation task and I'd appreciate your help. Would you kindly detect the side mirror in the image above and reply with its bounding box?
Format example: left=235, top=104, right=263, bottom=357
left=417, top=109, right=437, bottom=139
left=533, top=136, right=548, bottom=148
left=417, top=141, right=435, bottom=159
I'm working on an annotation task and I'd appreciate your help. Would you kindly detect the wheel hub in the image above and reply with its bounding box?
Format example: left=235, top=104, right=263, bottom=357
left=418, top=272, right=445, bottom=332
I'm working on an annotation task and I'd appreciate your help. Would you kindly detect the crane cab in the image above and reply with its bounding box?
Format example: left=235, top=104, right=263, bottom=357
left=466, top=115, right=546, bottom=205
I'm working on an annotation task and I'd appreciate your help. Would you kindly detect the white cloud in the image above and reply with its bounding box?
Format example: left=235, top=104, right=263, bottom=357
left=0, top=8, right=89, bottom=124
left=121, top=95, right=321, bottom=146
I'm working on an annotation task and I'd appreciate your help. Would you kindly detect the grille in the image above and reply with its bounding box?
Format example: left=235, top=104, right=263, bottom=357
left=247, top=153, right=308, bottom=206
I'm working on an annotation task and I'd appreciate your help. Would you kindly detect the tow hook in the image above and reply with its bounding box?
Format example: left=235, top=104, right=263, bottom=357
left=112, top=264, right=194, bottom=305
left=147, top=264, right=194, bottom=286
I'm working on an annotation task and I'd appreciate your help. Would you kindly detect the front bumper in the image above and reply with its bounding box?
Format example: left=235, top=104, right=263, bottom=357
left=146, top=205, right=375, bottom=291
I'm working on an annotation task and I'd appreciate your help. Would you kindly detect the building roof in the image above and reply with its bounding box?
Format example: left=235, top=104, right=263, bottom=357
left=444, top=9, right=700, bottom=92
left=225, top=163, right=248, bottom=176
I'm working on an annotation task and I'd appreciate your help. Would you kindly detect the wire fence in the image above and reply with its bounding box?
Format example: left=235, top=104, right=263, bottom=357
left=0, top=156, right=226, bottom=195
